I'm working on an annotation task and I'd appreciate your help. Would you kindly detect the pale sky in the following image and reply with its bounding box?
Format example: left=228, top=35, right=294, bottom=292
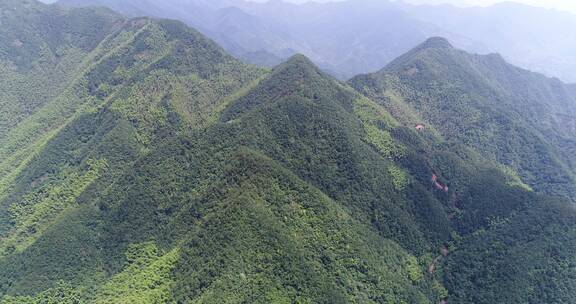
left=271, top=0, right=576, bottom=14
left=39, top=0, right=576, bottom=14
left=404, top=0, right=576, bottom=13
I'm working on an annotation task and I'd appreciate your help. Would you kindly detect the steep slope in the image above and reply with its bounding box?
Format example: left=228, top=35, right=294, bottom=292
left=0, top=0, right=122, bottom=137
left=0, top=39, right=450, bottom=301
left=0, top=6, right=262, bottom=231
left=2, top=46, right=575, bottom=304
left=0, top=0, right=263, bottom=295
left=1, top=2, right=576, bottom=303
left=0, top=1, right=440, bottom=301
left=444, top=197, right=576, bottom=303
left=350, top=37, right=576, bottom=200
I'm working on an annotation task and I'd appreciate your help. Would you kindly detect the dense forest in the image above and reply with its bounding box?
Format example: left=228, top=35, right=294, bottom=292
left=350, top=37, right=576, bottom=200
left=0, top=0, right=575, bottom=303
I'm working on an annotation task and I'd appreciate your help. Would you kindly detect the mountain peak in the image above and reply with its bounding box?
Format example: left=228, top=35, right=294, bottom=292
left=282, top=54, right=317, bottom=69
left=419, top=37, right=454, bottom=50
left=269, top=53, right=324, bottom=81
left=220, top=53, right=340, bottom=122
left=380, top=37, right=456, bottom=73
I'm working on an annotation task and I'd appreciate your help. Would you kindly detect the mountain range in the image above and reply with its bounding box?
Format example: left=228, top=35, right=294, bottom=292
left=0, top=0, right=575, bottom=303
left=55, top=0, right=576, bottom=82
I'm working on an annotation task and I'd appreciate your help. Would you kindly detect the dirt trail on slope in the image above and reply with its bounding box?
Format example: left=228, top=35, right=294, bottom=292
left=428, top=245, right=449, bottom=274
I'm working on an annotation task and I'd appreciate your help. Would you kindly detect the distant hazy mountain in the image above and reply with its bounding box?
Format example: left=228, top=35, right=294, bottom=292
left=57, top=0, right=576, bottom=82
left=232, top=0, right=466, bottom=78
left=403, top=1, right=576, bottom=83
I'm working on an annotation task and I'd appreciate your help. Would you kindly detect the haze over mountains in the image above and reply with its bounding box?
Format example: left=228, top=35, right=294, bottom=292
left=55, top=0, right=576, bottom=82
left=1, top=0, right=576, bottom=303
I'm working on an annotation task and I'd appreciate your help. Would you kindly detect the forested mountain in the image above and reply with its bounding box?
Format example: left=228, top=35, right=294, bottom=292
left=0, top=0, right=575, bottom=303
left=0, top=0, right=122, bottom=138
left=55, top=0, right=300, bottom=69
left=55, top=0, right=576, bottom=82
left=350, top=37, right=576, bottom=199
left=403, top=1, right=576, bottom=83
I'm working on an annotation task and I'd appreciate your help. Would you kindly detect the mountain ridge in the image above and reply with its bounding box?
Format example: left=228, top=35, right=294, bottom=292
left=0, top=1, right=575, bottom=303
left=351, top=37, right=576, bottom=200
left=55, top=0, right=576, bottom=82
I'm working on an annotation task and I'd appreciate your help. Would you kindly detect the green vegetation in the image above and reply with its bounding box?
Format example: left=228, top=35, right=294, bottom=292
left=0, top=0, right=122, bottom=138
left=350, top=37, right=576, bottom=302
left=0, top=2, right=575, bottom=304
left=388, top=165, right=410, bottom=191
left=93, top=243, right=179, bottom=303
left=353, top=95, right=406, bottom=159
left=444, top=198, right=576, bottom=303
left=350, top=37, right=576, bottom=200
left=1, top=158, right=107, bottom=256
left=1, top=282, right=82, bottom=304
